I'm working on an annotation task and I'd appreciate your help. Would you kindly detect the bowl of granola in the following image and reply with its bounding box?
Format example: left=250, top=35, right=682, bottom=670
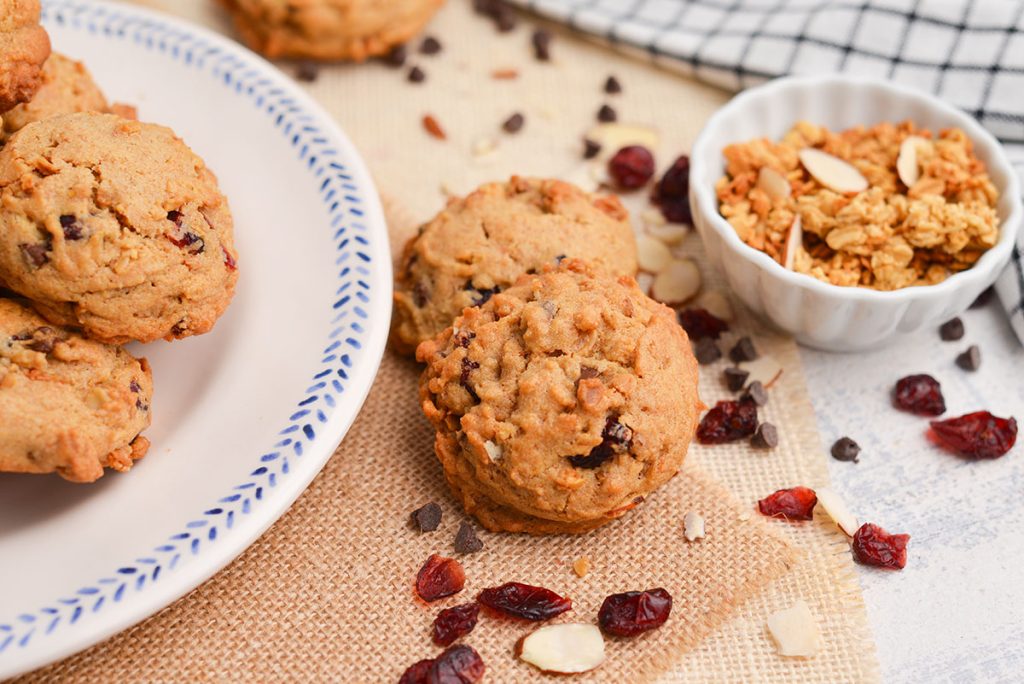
left=689, top=75, right=1022, bottom=351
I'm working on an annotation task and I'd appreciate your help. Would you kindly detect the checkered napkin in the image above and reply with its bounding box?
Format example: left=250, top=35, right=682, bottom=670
left=510, top=0, right=1024, bottom=343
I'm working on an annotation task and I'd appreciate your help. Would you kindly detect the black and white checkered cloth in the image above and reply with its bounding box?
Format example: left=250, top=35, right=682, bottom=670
left=510, top=0, right=1024, bottom=342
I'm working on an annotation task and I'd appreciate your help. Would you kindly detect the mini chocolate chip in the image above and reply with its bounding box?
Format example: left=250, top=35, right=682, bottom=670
left=969, top=286, right=994, bottom=309
left=407, top=65, right=426, bottom=83
left=694, top=338, right=722, bottom=365
left=420, top=36, right=442, bottom=55
left=455, top=330, right=476, bottom=348
left=531, top=29, right=552, bottom=60
left=384, top=44, right=408, bottom=67
left=411, top=502, right=442, bottom=532
left=59, top=215, right=84, bottom=240
left=956, top=344, right=981, bottom=371
left=19, top=243, right=49, bottom=268
left=129, top=380, right=142, bottom=393
left=295, top=60, right=319, bottom=82
left=167, top=209, right=184, bottom=226
left=580, top=366, right=599, bottom=379
left=582, top=138, right=602, bottom=159
left=939, top=317, right=964, bottom=341
left=502, top=112, right=525, bottom=134
left=603, top=75, right=622, bottom=94
left=26, top=327, right=56, bottom=353
left=831, top=437, right=860, bottom=463
left=569, top=415, right=632, bottom=468
left=743, top=380, right=768, bottom=406
left=723, top=367, right=749, bottom=392
left=750, top=422, right=778, bottom=449
left=729, top=336, right=758, bottom=363
left=597, top=104, right=617, bottom=122
left=454, top=522, right=484, bottom=553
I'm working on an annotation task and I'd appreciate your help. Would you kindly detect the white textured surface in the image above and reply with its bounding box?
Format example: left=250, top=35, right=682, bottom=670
left=802, top=301, right=1024, bottom=683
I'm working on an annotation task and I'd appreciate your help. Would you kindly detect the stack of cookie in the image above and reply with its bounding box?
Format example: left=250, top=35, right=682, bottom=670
left=0, top=0, right=239, bottom=483
left=394, top=177, right=703, bottom=534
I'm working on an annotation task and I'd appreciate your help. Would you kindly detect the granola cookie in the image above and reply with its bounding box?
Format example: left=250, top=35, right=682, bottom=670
left=0, top=0, right=51, bottom=112
left=0, top=297, right=152, bottom=483
left=0, top=112, right=239, bottom=344
left=394, top=177, right=638, bottom=354
left=417, top=260, right=702, bottom=534
left=218, top=0, right=445, bottom=61
left=1, top=53, right=114, bottom=143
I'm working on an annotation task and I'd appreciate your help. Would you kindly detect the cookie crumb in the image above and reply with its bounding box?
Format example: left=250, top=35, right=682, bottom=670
left=492, top=68, right=519, bottom=80
left=422, top=114, right=447, bottom=140
left=454, top=521, right=484, bottom=553
left=411, top=502, right=442, bottom=532
left=572, top=556, right=591, bottom=577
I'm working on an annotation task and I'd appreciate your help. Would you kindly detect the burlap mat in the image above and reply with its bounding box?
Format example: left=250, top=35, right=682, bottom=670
left=15, top=0, right=879, bottom=681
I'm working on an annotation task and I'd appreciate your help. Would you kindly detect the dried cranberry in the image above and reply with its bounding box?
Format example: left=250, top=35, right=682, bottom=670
left=930, top=411, right=1017, bottom=459
left=757, top=486, right=817, bottom=521
left=851, top=523, right=909, bottom=570
left=598, top=588, right=672, bottom=637
left=166, top=210, right=205, bottom=254
left=459, top=357, right=480, bottom=401
left=432, top=602, right=480, bottom=646
left=678, top=307, right=729, bottom=340
left=696, top=398, right=758, bottom=444
left=477, top=582, right=572, bottom=621
left=398, top=658, right=433, bottom=684
left=429, top=644, right=485, bottom=683
left=464, top=281, right=499, bottom=306
left=568, top=415, right=632, bottom=468
left=19, top=243, right=49, bottom=268
left=223, top=246, right=237, bottom=270
left=893, top=374, right=945, bottom=416
left=415, top=554, right=465, bottom=602
left=653, top=155, right=692, bottom=224
left=608, top=145, right=655, bottom=190
left=59, top=215, right=84, bottom=240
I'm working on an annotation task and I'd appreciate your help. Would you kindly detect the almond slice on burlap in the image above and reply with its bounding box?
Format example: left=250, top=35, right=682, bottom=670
left=650, top=258, right=701, bottom=305
left=798, top=148, right=868, bottom=194
left=767, top=600, right=821, bottom=657
left=518, top=623, right=606, bottom=674
left=637, top=235, right=674, bottom=273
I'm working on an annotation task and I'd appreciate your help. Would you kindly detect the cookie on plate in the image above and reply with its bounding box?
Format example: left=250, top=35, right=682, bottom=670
left=393, top=176, right=638, bottom=355
left=0, top=112, right=239, bottom=344
left=218, top=0, right=445, bottom=61
left=417, top=259, right=702, bottom=534
left=1, top=53, right=113, bottom=143
left=0, top=298, right=153, bottom=483
left=0, top=0, right=51, bottom=112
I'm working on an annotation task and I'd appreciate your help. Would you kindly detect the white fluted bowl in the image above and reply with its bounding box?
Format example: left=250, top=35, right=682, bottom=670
left=689, top=75, right=1022, bottom=351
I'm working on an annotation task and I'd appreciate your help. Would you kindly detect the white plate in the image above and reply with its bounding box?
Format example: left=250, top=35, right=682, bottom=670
left=0, top=1, right=391, bottom=677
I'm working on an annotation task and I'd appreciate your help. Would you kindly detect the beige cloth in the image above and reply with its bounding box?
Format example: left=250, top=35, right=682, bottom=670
left=18, top=1, right=879, bottom=681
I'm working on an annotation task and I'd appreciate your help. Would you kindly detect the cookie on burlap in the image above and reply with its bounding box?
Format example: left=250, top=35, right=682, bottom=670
left=0, top=297, right=152, bottom=483
left=0, top=0, right=51, bottom=112
left=417, top=259, right=702, bottom=534
left=218, top=0, right=445, bottom=61
left=393, top=176, right=638, bottom=354
left=0, top=52, right=128, bottom=143
left=0, top=112, right=239, bottom=344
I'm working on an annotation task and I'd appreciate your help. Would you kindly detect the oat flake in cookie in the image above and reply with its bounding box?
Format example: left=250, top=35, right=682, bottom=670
left=0, top=298, right=152, bottom=483
left=417, top=260, right=702, bottom=535
left=393, top=176, right=638, bottom=354
left=0, top=112, right=239, bottom=344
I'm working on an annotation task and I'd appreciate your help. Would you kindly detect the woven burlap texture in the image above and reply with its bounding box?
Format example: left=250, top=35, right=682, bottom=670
left=16, top=1, right=880, bottom=681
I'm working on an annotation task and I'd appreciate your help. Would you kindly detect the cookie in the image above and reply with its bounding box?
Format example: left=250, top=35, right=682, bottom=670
left=393, top=177, right=638, bottom=355
left=1, top=53, right=110, bottom=143
left=0, top=0, right=51, bottom=112
left=218, top=0, right=445, bottom=61
left=0, top=112, right=239, bottom=344
left=417, top=259, right=702, bottom=534
left=0, top=297, right=152, bottom=482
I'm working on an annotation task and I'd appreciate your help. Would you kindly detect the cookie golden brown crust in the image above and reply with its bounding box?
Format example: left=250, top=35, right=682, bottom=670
left=0, top=298, right=153, bottom=483
left=393, top=176, right=639, bottom=355
left=417, top=260, right=702, bottom=535
left=0, top=0, right=51, bottom=112
left=218, top=0, right=446, bottom=61
left=0, top=112, right=239, bottom=344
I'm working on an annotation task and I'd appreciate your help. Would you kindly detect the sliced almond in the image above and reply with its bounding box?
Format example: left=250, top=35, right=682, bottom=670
left=635, top=271, right=655, bottom=295
left=650, top=259, right=701, bottom=305
left=815, top=487, right=858, bottom=536
left=585, top=122, right=658, bottom=162
left=757, top=166, right=791, bottom=199
left=636, top=235, right=674, bottom=273
left=641, top=207, right=667, bottom=227
left=483, top=440, right=504, bottom=462
left=897, top=135, right=928, bottom=188
left=647, top=222, right=689, bottom=246
left=518, top=623, right=606, bottom=674
left=767, top=600, right=820, bottom=658
left=782, top=215, right=802, bottom=271
left=683, top=511, right=706, bottom=541
left=738, top=354, right=783, bottom=389
left=798, top=148, right=868, bottom=194
left=694, top=290, right=734, bottom=322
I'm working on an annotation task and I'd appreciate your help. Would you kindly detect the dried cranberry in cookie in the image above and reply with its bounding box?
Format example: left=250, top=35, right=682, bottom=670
left=393, top=176, right=638, bottom=354
left=0, top=298, right=152, bottom=483
left=0, top=112, right=238, bottom=344
left=417, top=259, right=702, bottom=534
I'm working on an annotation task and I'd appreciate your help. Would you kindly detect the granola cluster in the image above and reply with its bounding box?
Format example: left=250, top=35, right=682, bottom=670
left=716, top=121, right=1000, bottom=289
